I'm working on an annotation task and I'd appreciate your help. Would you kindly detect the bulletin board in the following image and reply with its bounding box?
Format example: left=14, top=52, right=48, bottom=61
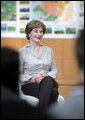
left=1, top=1, right=84, bottom=38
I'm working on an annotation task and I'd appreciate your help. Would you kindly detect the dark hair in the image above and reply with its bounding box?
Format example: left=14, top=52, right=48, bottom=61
left=1, top=48, right=19, bottom=95
left=25, top=20, right=46, bottom=40
left=75, top=31, right=84, bottom=70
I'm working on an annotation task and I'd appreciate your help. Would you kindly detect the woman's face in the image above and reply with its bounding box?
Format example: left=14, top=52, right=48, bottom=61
left=29, top=27, right=44, bottom=44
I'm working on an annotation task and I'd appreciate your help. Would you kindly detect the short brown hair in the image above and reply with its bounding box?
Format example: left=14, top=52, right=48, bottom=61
left=25, top=20, right=46, bottom=40
left=75, top=31, right=84, bottom=70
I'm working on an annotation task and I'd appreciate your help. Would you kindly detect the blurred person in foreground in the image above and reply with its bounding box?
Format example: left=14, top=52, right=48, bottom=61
left=47, top=31, right=84, bottom=119
left=1, top=48, right=51, bottom=119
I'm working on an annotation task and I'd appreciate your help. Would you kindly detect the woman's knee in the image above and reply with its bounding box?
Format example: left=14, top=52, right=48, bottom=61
left=41, top=76, right=55, bottom=85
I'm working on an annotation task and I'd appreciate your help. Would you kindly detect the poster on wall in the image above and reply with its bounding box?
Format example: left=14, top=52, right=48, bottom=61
left=78, top=1, right=84, bottom=32
left=1, top=1, right=16, bottom=21
left=1, top=1, right=84, bottom=38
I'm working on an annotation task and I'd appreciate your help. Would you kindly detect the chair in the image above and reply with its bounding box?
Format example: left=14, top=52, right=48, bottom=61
left=57, top=94, right=65, bottom=105
left=18, top=83, right=65, bottom=107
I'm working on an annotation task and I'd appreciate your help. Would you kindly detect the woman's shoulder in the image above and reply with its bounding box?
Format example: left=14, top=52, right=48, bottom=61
left=41, top=45, right=53, bottom=52
left=18, top=47, right=25, bottom=54
left=18, top=44, right=28, bottom=53
left=41, top=45, right=52, bottom=50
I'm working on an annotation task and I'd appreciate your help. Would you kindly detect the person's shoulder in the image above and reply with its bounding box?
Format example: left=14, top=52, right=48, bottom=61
left=41, top=45, right=53, bottom=51
left=18, top=44, right=27, bottom=53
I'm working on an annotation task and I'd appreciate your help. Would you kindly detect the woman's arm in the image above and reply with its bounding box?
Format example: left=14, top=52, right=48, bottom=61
left=47, top=49, right=58, bottom=79
left=18, top=50, right=33, bottom=84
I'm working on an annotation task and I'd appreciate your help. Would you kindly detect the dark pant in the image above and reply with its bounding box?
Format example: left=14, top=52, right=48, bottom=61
left=21, top=76, right=59, bottom=107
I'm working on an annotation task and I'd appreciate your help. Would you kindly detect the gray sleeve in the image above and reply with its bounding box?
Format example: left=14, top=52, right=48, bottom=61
left=18, top=50, right=32, bottom=83
left=47, top=49, right=58, bottom=79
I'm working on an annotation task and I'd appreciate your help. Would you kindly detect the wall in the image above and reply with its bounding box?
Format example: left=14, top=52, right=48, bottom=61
left=1, top=38, right=79, bottom=98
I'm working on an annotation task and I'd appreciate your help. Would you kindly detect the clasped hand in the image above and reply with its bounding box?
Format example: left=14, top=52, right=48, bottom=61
left=30, top=73, right=47, bottom=83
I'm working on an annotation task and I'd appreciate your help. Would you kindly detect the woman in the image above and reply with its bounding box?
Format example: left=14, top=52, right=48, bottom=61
left=19, top=20, right=59, bottom=107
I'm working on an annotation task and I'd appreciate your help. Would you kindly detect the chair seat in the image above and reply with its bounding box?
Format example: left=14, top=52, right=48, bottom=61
left=20, top=93, right=39, bottom=107
left=18, top=82, right=65, bottom=107
left=19, top=91, right=65, bottom=107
